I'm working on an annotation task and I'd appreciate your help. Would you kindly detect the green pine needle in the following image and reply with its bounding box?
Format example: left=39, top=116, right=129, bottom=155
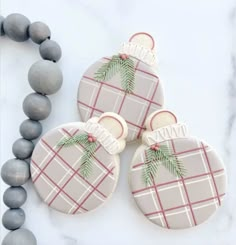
left=142, top=145, right=186, bottom=186
left=95, top=55, right=122, bottom=82
left=94, top=55, right=135, bottom=93
left=120, top=58, right=135, bottom=93
left=57, top=134, right=88, bottom=147
left=158, top=145, right=186, bottom=178
left=142, top=156, right=159, bottom=186
left=80, top=142, right=97, bottom=179
left=57, top=134, right=97, bottom=179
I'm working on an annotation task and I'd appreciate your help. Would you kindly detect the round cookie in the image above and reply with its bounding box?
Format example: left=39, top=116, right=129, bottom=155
left=77, top=32, right=164, bottom=142
left=129, top=110, right=227, bottom=229
left=31, top=112, right=127, bottom=214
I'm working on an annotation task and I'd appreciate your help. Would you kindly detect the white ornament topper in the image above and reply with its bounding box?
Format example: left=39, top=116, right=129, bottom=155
left=119, top=32, right=157, bottom=66
left=83, top=112, right=128, bottom=155
left=142, top=110, right=189, bottom=145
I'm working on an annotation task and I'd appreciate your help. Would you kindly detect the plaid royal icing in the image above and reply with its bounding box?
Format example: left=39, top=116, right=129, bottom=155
left=77, top=56, right=164, bottom=142
left=129, top=126, right=227, bottom=229
left=31, top=124, right=120, bottom=214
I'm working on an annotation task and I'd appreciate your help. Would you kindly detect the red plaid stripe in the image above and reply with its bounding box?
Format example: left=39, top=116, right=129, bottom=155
left=62, top=128, right=114, bottom=176
left=201, top=142, right=221, bottom=205
left=130, top=137, right=226, bottom=228
left=81, top=76, right=161, bottom=108
left=132, top=169, right=224, bottom=195
left=31, top=159, right=88, bottom=212
left=47, top=144, right=107, bottom=207
left=103, top=57, right=159, bottom=79
left=39, top=137, right=112, bottom=209
left=151, top=175, right=170, bottom=228
left=145, top=194, right=225, bottom=217
left=78, top=100, right=145, bottom=131
left=89, top=82, right=103, bottom=118
left=72, top=166, right=114, bottom=214
left=132, top=145, right=210, bottom=170
left=32, top=129, right=79, bottom=184
left=136, top=78, right=159, bottom=138
left=78, top=56, right=163, bottom=141
left=170, top=139, right=197, bottom=225
left=31, top=126, right=118, bottom=214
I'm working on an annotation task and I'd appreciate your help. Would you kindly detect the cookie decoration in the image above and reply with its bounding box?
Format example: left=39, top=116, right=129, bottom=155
left=31, top=112, right=128, bottom=214
left=129, top=110, right=227, bottom=229
left=77, top=32, right=164, bottom=142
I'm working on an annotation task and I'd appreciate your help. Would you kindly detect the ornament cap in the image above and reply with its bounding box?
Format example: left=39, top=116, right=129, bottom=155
left=119, top=32, right=157, bottom=66
left=129, top=32, right=155, bottom=50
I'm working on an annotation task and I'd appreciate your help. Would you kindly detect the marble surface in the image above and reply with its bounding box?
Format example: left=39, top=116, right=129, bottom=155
left=0, top=0, right=235, bottom=244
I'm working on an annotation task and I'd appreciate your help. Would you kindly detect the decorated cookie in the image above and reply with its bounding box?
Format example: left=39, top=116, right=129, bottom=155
left=77, top=32, right=164, bottom=142
left=31, top=112, right=128, bottom=214
left=129, top=110, right=227, bottom=229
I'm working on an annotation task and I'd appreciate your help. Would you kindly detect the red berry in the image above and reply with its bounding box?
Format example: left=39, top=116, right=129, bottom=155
left=151, top=143, right=160, bottom=151
left=120, top=54, right=128, bottom=60
left=92, top=136, right=96, bottom=142
left=88, top=137, right=93, bottom=142
left=151, top=145, right=156, bottom=150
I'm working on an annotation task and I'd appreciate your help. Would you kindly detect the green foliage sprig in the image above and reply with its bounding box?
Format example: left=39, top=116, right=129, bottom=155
left=142, top=144, right=186, bottom=186
left=58, top=133, right=97, bottom=179
left=94, top=54, right=135, bottom=93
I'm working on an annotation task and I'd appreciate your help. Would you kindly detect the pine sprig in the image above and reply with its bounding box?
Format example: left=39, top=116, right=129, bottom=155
left=142, top=151, right=160, bottom=186
left=142, top=144, right=186, bottom=186
left=94, top=55, right=135, bottom=93
left=80, top=142, right=97, bottom=179
left=57, top=134, right=97, bottom=179
left=157, top=145, right=186, bottom=178
left=120, top=58, right=135, bottom=93
left=57, top=134, right=88, bottom=147
left=94, top=55, right=122, bottom=81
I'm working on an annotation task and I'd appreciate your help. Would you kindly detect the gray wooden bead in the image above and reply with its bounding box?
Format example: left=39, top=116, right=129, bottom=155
left=3, top=187, right=27, bottom=208
left=0, top=15, right=5, bottom=36
left=24, top=158, right=31, bottom=165
left=2, top=208, right=25, bottom=230
left=20, top=119, right=42, bottom=140
left=28, top=60, right=63, bottom=95
left=12, top=138, right=34, bottom=159
left=39, top=39, right=62, bottom=62
left=1, top=159, right=30, bottom=186
left=29, top=21, right=51, bottom=44
left=2, top=228, right=37, bottom=245
left=23, top=93, right=51, bottom=120
left=3, top=13, right=30, bottom=42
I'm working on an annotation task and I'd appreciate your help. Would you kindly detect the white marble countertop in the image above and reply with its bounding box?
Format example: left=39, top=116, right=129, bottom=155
left=0, top=0, right=235, bottom=244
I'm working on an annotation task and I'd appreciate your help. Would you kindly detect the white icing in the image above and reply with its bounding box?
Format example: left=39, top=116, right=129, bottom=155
left=119, top=42, right=156, bottom=66
left=83, top=120, right=121, bottom=155
left=142, top=123, right=189, bottom=146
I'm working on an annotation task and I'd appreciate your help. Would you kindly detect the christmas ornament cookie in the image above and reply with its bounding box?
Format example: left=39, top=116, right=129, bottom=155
left=31, top=112, right=128, bottom=214
left=129, top=110, right=227, bottom=229
left=77, top=32, right=164, bottom=142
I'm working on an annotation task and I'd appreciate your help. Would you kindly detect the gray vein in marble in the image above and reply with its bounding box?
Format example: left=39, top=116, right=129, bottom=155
left=227, top=6, right=236, bottom=154
left=225, top=54, right=236, bottom=157
left=219, top=5, right=236, bottom=238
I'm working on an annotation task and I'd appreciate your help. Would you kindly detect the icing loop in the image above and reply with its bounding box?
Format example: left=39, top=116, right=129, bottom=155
left=143, top=123, right=189, bottom=146
left=119, top=42, right=156, bottom=66
left=83, top=120, right=121, bottom=154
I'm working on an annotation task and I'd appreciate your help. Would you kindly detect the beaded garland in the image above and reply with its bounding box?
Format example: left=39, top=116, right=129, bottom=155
left=0, top=13, right=63, bottom=245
